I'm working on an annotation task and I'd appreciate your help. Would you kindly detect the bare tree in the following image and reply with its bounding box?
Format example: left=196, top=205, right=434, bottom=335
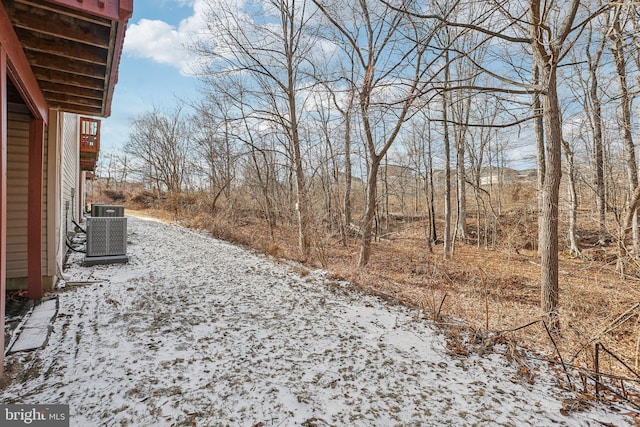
left=403, top=111, right=437, bottom=250
left=609, top=4, right=639, bottom=253
left=562, top=138, right=580, bottom=257
left=313, top=0, right=450, bottom=267
left=192, top=94, right=239, bottom=214
left=533, top=63, right=545, bottom=256
left=449, top=27, right=486, bottom=244
left=466, top=92, right=498, bottom=250
left=566, top=5, right=611, bottom=245
left=586, top=14, right=609, bottom=245
left=316, top=75, right=358, bottom=244
left=442, top=44, right=453, bottom=259
left=529, top=0, right=584, bottom=331
left=194, top=0, right=317, bottom=258
left=125, top=106, right=192, bottom=195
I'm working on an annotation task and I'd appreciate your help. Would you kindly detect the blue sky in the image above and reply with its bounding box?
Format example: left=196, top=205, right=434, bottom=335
left=100, top=0, right=205, bottom=152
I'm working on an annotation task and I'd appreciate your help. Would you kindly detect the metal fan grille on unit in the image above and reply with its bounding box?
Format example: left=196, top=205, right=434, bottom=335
left=86, top=217, right=127, bottom=257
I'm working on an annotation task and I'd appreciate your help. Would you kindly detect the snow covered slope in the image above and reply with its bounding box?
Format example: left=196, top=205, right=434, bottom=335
left=0, top=216, right=633, bottom=426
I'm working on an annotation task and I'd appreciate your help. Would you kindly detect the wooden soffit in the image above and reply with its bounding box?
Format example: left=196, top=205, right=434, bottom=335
left=2, top=0, right=133, bottom=117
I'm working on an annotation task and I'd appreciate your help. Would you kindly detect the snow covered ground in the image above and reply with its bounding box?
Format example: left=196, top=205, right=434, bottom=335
left=0, top=215, right=634, bottom=426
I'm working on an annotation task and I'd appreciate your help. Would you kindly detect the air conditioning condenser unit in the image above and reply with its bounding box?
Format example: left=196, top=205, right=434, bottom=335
left=84, top=217, right=129, bottom=265
left=91, top=204, right=125, bottom=217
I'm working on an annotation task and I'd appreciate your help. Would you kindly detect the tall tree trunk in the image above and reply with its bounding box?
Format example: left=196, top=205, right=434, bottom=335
left=456, top=135, right=466, bottom=242
left=343, top=110, right=352, bottom=239
left=282, top=3, right=310, bottom=258
left=358, top=158, right=380, bottom=266
left=292, top=138, right=310, bottom=257
left=428, top=163, right=437, bottom=246
left=455, top=91, right=471, bottom=242
left=562, top=139, right=580, bottom=257
left=533, top=64, right=545, bottom=256
left=384, top=155, right=389, bottom=231
left=539, top=68, right=562, bottom=332
left=425, top=171, right=433, bottom=253
left=611, top=13, right=639, bottom=254
left=530, top=0, right=581, bottom=333
left=443, top=58, right=452, bottom=260
left=586, top=36, right=607, bottom=244
left=426, top=119, right=437, bottom=245
left=443, top=104, right=452, bottom=260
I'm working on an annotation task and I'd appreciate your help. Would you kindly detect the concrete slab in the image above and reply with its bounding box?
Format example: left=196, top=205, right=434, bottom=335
left=83, top=255, right=129, bottom=266
left=8, top=298, right=58, bottom=353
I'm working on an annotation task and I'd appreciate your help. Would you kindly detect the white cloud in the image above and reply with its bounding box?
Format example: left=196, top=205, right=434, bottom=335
left=167, top=0, right=194, bottom=7
left=123, top=0, right=211, bottom=76
left=124, top=19, right=186, bottom=65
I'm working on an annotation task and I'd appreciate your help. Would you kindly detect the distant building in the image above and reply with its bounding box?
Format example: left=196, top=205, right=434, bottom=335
left=479, top=167, right=520, bottom=186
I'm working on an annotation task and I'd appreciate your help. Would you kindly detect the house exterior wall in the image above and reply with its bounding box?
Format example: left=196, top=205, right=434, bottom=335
left=61, top=113, right=79, bottom=239
left=46, top=111, right=82, bottom=283
left=6, top=103, right=51, bottom=290
left=6, top=103, right=29, bottom=281
left=46, top=110, right=61, bottom=283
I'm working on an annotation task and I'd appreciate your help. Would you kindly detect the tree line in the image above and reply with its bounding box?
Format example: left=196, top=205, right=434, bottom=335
left=102, top=0, right=640, bottom=332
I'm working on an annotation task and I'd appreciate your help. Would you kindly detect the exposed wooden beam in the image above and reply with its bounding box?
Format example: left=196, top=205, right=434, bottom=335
left=47, top=101, right=103, bottom=116
left=0, top=3, right=48, bottom=122
left=31, top=66, right=105, bottom=90
left=25, top=51, right=107, bottom=79
left=5, top=0, right=131, bottom=117
left=31, top=0, right=133, bottom=22
left=14, top=0, right=112, bottom=26
left=9, top=1, right=112, bottom=48
left=44, top=91, right=103, bottom=108
left=15, top=29, right=109, bottom=65
left=103, top=19, right=124, bottom=117
left=28, top=116, right=44, bottom=300
left=40, top=81, right=103, bottom=100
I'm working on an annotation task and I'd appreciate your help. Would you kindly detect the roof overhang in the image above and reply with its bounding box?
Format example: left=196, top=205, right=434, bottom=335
left=2, top=0, right=133, bottom=117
